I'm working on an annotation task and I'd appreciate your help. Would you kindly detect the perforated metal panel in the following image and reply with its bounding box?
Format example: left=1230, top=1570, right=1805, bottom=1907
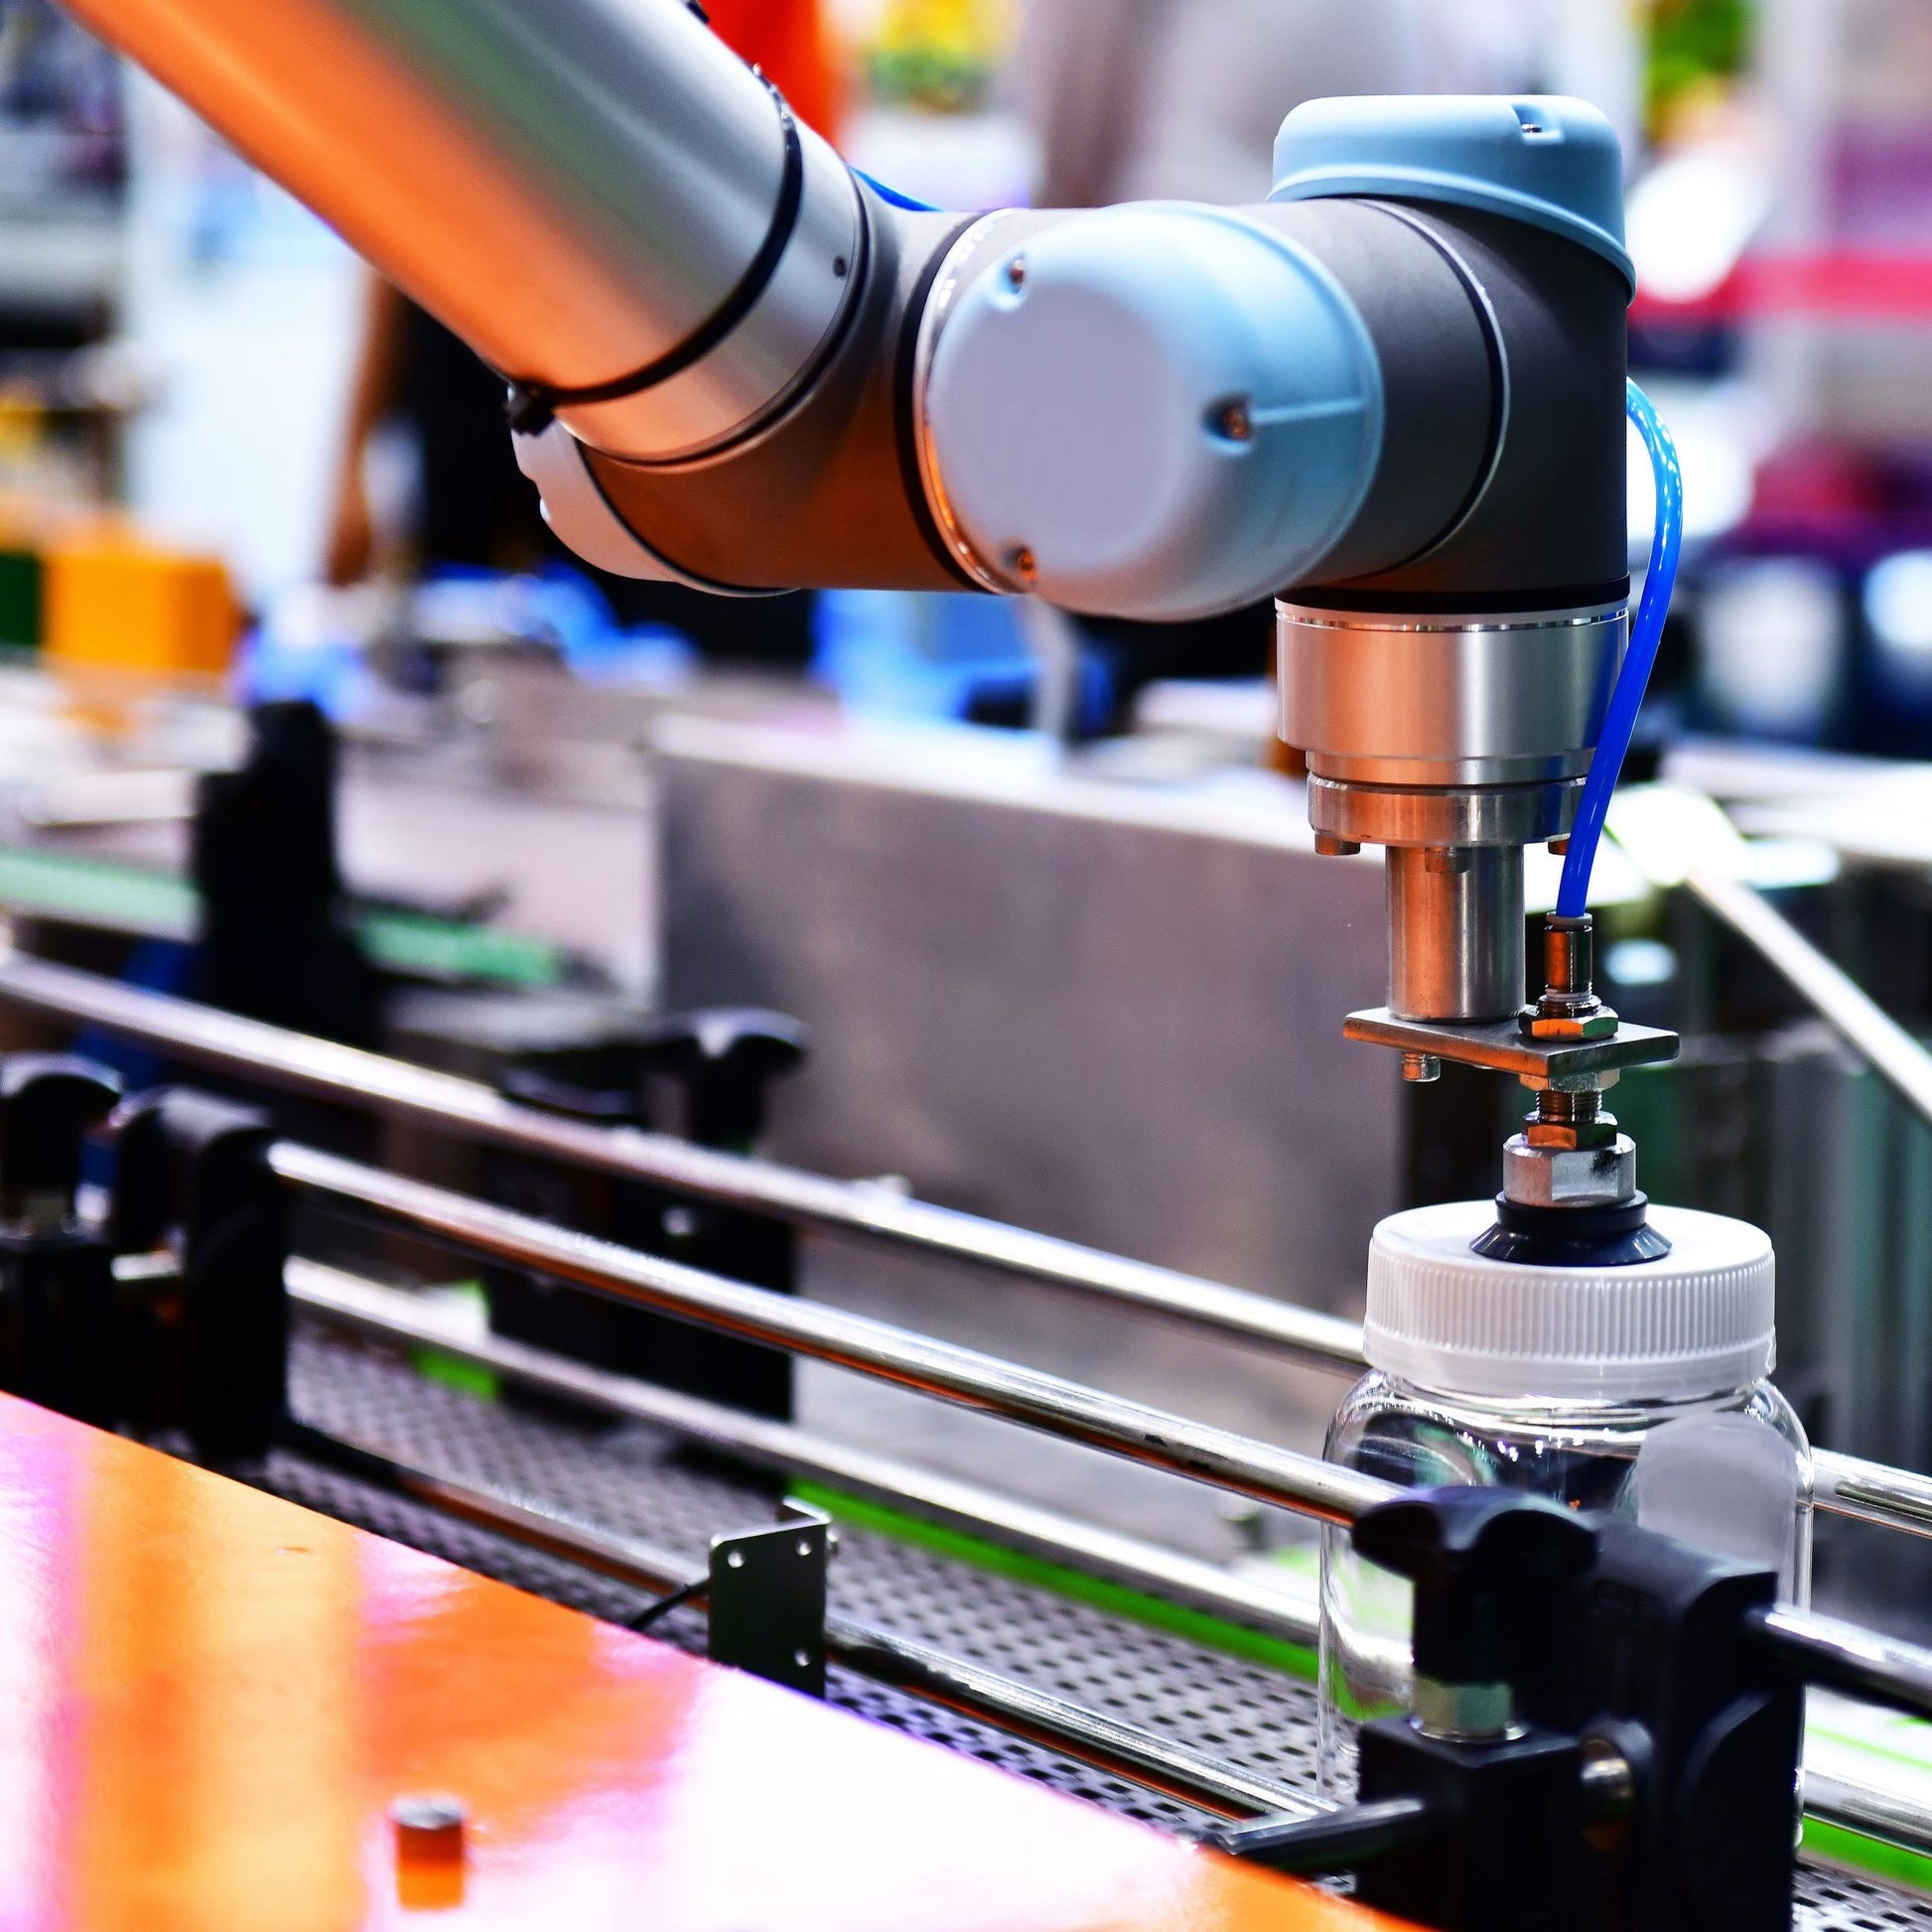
left=271, top=1324, right=1932, bottom=1927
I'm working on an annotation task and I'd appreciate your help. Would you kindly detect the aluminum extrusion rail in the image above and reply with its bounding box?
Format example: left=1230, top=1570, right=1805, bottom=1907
left=0, top=948, right=1364, bottom=1370
left=288, top=1258, right=1321, bottom=1646
left=281, top=1420, right=1314, bottom=1824
left=269, top=1140, right=1394, bottom=1529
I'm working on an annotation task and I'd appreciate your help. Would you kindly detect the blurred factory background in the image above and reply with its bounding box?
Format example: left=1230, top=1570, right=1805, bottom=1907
left=1, top=0, right=1932, bottom=1607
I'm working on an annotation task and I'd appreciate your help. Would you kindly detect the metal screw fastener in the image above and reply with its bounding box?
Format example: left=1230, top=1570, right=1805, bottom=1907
left=1548, top=837, right=1571, bottom=855
left=1006, top=545, right=1037, bottom=586
left=1400, top=1051, right=1443, bottom=1084
left=1005, top=255, right=1027, bottom=290
left=1423, top=846, right=1472, bottom=875
left=1313, top=833, right=1362, bottom=857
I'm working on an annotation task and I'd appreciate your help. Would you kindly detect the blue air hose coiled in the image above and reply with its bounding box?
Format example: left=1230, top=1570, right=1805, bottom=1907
left=1555, top=380, right=1684, bottom=917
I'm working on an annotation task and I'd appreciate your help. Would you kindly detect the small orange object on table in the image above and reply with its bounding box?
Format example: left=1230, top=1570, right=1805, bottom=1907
left=0, top=1393, right=1404, bottom=1931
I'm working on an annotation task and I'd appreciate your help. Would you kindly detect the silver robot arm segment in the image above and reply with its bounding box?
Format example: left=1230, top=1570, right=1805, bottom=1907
left=66, top=0, right=1633, bottom=1022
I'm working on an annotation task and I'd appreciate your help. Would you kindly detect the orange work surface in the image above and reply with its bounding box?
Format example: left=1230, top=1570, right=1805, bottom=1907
left=0, top=1395, right=1400, bottom=1932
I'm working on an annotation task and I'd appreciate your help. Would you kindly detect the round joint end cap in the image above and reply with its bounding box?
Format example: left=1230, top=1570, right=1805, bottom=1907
left=1365, top=1199, right=1774, bottom=1402
left=921, top=205, right=1382, bottom=621
left=1269, top=94, right=1633, bottom=294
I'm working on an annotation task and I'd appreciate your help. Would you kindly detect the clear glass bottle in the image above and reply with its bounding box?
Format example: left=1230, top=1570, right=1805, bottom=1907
left=1317, top=1200, right=1813, bottom=1799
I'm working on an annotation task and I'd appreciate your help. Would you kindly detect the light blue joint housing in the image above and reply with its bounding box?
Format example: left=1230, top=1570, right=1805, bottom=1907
left=1556, top=381, right=1685, bottom=916
left=919, top=204, right=1386, bottom=622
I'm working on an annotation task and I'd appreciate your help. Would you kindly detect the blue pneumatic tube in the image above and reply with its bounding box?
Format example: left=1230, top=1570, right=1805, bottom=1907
left=1556, top=380, right=1684, bottom=917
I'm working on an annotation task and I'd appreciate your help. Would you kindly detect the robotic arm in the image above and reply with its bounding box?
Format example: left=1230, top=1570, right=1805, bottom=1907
left=69, top=0, right=1639, bottom=1053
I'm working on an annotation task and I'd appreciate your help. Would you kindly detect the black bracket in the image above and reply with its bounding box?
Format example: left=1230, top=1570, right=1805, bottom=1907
left=706, top=1501, right=830, bottom=1699
left=111, top=1087, right=288, bottom=1465
left=1211, top=1486, right=1804, bottom=1932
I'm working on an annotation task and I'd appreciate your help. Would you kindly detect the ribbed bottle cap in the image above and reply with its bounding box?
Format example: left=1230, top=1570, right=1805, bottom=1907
left=1365, top=1201, right=1775, bottom=1402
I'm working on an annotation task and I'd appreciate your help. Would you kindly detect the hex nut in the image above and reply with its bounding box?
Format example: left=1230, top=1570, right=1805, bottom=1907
left=1502, top=1133, right=1636, bottom=1207
left=1524, top=1109, right=1620, bottom=1152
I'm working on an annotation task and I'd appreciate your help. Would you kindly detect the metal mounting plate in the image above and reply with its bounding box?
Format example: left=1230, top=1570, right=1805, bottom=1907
left=710, top=1505, right=830, bottom=1697
left=1343, top=1009, right=1681, bottom=1080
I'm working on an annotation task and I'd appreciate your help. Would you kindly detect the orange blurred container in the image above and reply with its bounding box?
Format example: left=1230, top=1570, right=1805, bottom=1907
left=43, top=529, right=240, bottom=679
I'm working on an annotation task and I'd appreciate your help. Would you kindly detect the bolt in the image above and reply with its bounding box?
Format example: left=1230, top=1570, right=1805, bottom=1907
left=1312, top=833, right=1361, bottom=857
left=1548, top=836, right=1571, bottom=856
left=1005, top=255, right=1027, bottom=290
left=1423, top=846, right=1471, bottom=875
left=1400, top=1051, right=1443, bottom=1085
left=1006, top=545, right=1037, bottom=585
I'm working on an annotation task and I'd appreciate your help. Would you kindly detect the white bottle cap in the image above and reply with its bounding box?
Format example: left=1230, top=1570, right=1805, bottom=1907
left=1365, top=1200, right=1775, bottom=1403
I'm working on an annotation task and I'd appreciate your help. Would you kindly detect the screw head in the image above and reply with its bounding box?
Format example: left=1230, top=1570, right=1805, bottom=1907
left=1312, top=833, right=1362, bottom=857
left=1006, top=545, right=1037, bottom=586
left=1400, top=1051, right=1443, bottom=1085
left=1214, top=399, right=1253, bottom=442
left=1005, top=255, right=1027, bottom=290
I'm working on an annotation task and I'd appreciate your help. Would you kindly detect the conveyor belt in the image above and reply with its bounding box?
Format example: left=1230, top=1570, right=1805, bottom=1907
left=265, top=1320, right=1932, bottom=1929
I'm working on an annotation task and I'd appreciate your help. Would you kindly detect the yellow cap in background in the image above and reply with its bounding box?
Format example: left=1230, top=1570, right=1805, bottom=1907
left=42, top=529, right=239, bottom=681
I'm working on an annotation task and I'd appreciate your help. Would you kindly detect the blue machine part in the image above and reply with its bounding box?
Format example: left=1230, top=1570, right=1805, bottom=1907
left=810, top=589, right=1105, bottom=726
left=1558, top=380, right=1684, bottom=915
left=921, top=205, right=1384, bottom=622
left=1270, top=94, right=1633, bottom=293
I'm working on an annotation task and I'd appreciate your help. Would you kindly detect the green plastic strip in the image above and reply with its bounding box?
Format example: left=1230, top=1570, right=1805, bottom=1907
left=355, top=908, right=562, bottom=987
left=1800, top=1815, right=1932, bottom=1897
left=0, top=847, right=196, bottom=938
left=0, top=844, right=564, bottom=987
left=789, top=1480, right=1317, bottom=1683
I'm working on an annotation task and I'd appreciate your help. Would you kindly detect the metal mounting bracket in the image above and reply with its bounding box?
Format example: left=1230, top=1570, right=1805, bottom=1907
left=1344, top=1009, right=1680, bottom=1084
left=708, top=1501, right=830, bottom=1698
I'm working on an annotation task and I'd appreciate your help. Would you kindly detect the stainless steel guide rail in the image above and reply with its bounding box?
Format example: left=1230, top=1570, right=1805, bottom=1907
left=288, top=1258, right=1322, bottom=1646
left=0, top=949, right=1364, bottom=1370
left=8, top=948, right=1932, bottom=1548
left=1685, top=866, right=1932, bottom=1135
left=283, top=1417, right=1315, bottom=1824
left=280, top=1331, right=1932, bottom=1862
left=259, top=1144, right=1932, bottom=1746
left=270, top=1140, right=1394, bottom=1529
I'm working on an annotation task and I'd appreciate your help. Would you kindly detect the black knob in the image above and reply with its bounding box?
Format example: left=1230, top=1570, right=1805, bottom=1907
left=0, top=1055, right=121, bottom=1217
left=635, top=1009, right=806, bottom=1149
left=1352, top=1486, right=1596, bottom=1689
